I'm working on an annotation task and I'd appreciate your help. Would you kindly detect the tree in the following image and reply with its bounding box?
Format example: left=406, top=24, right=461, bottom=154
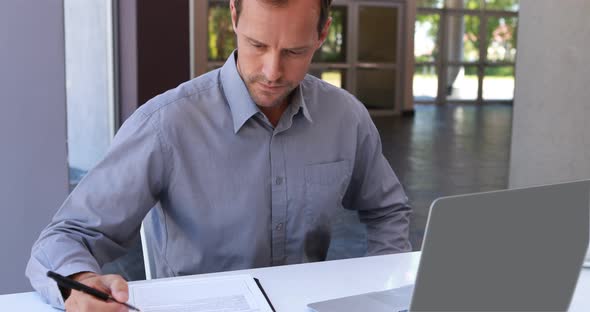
left=208, top=5, right=236, bottom=61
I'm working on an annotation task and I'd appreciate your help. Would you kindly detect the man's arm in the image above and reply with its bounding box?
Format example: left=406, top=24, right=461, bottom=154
left=344, top=105, right=412, bottom=255
left=26, top=110, right=170, bottom=309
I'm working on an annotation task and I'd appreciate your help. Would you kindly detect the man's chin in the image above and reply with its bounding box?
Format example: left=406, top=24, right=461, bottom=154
left=251, top=93, right=286, bottom=109
left=253, top=99, right=282, bottom=109
left=247, top=83, right=293, bottom=108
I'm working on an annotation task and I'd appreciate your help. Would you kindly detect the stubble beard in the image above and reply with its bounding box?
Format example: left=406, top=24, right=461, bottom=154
left=244, top=74, right=297, bottom=109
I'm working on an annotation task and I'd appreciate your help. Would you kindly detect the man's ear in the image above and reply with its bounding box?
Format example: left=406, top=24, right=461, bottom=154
left=230, top=0, right=238, bottom=31
left=317, top=16, right=332, bottom=49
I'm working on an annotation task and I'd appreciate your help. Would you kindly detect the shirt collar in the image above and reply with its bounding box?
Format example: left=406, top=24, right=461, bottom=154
left=294, top=84, right=313, bottom=123
left=220, top=51, right=313, bottom=133
left=220, top=51, right=260, bottom=133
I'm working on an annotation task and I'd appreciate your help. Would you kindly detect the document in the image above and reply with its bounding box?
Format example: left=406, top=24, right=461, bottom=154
left=128, top=274, right=274, bottom=312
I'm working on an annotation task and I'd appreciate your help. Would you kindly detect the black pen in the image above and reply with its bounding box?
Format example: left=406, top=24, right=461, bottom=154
left=254, top=277, right=276, bottom=312
left=47, top=271, right=141, bottom=311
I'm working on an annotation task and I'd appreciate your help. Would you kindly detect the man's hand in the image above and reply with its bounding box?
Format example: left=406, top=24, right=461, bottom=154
left=64, top=272, right=129, bottom=312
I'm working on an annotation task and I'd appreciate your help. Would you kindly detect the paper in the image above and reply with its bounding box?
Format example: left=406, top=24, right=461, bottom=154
left=128, top=274, right=273, bottom=312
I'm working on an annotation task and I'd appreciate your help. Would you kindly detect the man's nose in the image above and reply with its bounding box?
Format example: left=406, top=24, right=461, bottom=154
left=262, top=52, right=282, bottom=83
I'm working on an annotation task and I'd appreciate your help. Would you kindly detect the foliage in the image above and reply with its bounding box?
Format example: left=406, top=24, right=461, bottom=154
left=415, top=13, right=440, bottom=62
left=486, top=16, right=518, bottom=62
left=417, top=0, right=443, bottom=8
left=484, top=0, right=519, bottom=11
left=417, top=0, right=518, bottom=10
left=314, top=7, right=346, bottom=62
left=416, top=0, right=518, bottom=66
left=207, top=4, right=347, bottom=63
left=464, top=66, right=478, bottom=75
left=208, top=5, right=235, bottom=61
left=485, top=66, right=514, bottom=76
left=461, top=65, right=513, bottom=76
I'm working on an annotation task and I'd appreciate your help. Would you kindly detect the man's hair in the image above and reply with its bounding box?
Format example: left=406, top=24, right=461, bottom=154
left=233, top=0, right=333, bottom=35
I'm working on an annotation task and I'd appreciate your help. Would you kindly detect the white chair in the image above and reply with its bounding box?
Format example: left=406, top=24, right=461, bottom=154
left=140, top=222, right=156, bottom=280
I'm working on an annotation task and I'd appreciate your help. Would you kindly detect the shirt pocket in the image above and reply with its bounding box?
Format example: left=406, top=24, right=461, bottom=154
left=304, top=160, right=350, bottom=226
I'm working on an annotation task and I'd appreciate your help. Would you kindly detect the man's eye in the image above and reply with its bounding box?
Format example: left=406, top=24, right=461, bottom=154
left=287, top=50, right=303, bottom=56
left=251, top=43, right=264, bottom=49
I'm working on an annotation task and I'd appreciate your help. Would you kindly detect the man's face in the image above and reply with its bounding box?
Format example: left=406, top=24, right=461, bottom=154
left=230, top=0, right=330, bottom=109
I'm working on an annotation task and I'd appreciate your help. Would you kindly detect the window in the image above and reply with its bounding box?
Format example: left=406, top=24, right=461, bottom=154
left=200, top=1, right=406, bottom=112
left=64, top=0, right=116, bottom=190
left=309, top=6, right=349, bottom=92
left=354, top=4, right=402, bottom=111
left=413, top=65, right=438, bottom=101
left=485, top=0, right=519, bottom=11
left=207, top=1, right=235, bottom=62
left=417, top=0, right=443, bottom=9
left=414, top=0, right=518, bottom=104
left=486, top=16, right=518, bottom=63
left=313, top=6, right=347, bottom=63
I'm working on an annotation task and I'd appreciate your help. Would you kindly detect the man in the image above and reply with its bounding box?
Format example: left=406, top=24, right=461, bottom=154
left=26, top=0, right=412, bottom=310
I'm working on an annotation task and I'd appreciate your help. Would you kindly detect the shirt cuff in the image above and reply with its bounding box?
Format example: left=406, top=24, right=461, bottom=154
left=26, top=253, right=102, bottom=310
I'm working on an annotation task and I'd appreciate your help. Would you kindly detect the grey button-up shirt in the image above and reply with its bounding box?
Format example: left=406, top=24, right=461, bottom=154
left=26, top=52, right=411, bottom=308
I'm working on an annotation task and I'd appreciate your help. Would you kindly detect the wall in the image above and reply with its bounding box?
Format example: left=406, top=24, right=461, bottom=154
left=509, top=0, right=590, bottom=260
left=0, top=0, right=192, bottom=294
left=119, top=0, right=190, bottom=119
left=137, top=0, right=190, bottom=105
left=0, top=0, right=69, bottom=293
left=509, top=0, right=590, bottom=187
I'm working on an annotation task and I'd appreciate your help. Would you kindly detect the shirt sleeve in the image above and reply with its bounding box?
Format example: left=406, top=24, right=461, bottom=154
left=25, top=110, right=170, bottom=309
left=344, top=105, right=413, bottom=256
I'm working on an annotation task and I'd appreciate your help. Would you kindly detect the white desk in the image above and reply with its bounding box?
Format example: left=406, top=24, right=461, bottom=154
left=2, top=252, right=589, bottom=311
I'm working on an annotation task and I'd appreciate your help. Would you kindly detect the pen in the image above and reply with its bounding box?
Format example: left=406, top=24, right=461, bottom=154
left=47, top=271, right=141, bottom=311
left=254, top=277, right=276, bottom=312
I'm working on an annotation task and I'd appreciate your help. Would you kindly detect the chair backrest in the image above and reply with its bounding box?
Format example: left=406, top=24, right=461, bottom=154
left=140, top=221, right=155, bottom=280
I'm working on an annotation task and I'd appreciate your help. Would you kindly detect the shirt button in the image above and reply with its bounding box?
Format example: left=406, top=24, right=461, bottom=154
left=275, top=176, right=283, bottom=185
left=275, top=223, right=283, bottom=231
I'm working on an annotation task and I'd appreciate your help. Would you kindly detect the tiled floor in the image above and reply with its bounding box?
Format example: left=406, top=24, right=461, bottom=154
left=104, top=103, right=513, bottom=279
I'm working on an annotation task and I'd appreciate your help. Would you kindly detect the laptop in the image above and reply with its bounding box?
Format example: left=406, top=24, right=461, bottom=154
left=308, top=180, right=590, bottom=311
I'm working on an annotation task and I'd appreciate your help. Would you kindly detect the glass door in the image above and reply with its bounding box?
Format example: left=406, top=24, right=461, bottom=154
left=414, top=0, right=519, bottom=104
left=196, top=0, right=406, bottom=113
left=354, top=2, right=403, bottom=112
left=309, top=5, right=348, bottom=90
left=64, top=0, right=117, bottom=190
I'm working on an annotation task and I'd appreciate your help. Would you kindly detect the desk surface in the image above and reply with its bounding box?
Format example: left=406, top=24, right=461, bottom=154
left=2, top=252, right=589, bottom=311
